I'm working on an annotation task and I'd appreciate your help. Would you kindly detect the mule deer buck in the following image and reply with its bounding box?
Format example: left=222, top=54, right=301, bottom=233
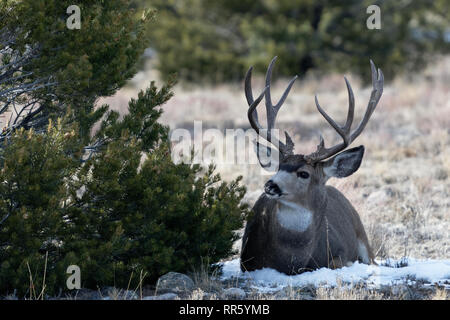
left=240, top=57, right=383, bottom=274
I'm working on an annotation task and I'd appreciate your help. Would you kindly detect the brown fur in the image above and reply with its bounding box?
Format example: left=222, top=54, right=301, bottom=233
left=240, top=154, right=375, bottom=274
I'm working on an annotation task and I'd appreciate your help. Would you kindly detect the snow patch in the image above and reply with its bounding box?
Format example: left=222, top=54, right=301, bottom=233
left=219, top=258, right=450, bottom=292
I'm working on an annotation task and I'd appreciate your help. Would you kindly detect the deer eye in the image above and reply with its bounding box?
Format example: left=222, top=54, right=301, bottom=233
left=297, top=171, right=310, bottom=179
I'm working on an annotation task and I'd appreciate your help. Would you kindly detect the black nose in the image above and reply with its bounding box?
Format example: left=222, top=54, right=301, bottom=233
left=264, top=180, right=282, bottom=196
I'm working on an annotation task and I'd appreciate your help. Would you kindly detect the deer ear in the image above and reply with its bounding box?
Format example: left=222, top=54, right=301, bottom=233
left=254, top=141, right=279, bottom=171
left=323, top=146, right=364, bottom=178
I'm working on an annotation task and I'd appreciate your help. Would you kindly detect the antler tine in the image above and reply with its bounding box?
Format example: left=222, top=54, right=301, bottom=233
left=343, top=76, right=355, bottom=132
left=350, top=60, right=383, bottom=141
left=264, top=56, right=277, bottom=116
left=314, top=95, right=348, bottom=143
left=264, top=56, right=298, bottom=129
left=246, top=66, right=284, bottom=150
left=245, top=66, right=262, bottom=131
left=247, top=85, right=268, bottom=134
left=245, top=57, right=297, bottom=157
left=305, top=60, right=383, bottom=163
left=244, top=66, right=255, bottom=105
left=265, top=57, right=297, bottom=155
left=313, top=75, right=355, bottom=145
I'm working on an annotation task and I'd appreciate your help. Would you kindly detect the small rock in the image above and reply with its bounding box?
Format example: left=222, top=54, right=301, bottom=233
left=142, top=293, right=178, bottom=300
left=222, top=288, right=246, bottom=300
left=156, top=272, right=195, bottom=294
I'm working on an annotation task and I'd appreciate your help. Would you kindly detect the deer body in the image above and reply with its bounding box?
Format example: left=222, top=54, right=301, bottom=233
left=242, top=184, right=374, bottom=274
left=240, top=57, right=383, bottom=274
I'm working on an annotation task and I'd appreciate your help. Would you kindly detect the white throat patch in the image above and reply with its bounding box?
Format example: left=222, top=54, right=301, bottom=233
left=276, top=201, right=312, bottom=232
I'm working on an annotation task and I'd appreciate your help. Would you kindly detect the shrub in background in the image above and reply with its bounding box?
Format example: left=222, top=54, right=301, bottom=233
left=141, top=0, right=450, bottom=83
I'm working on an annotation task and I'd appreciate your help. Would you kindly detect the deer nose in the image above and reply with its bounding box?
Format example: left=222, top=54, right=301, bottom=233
left=264, top=180, right=282, bottom=196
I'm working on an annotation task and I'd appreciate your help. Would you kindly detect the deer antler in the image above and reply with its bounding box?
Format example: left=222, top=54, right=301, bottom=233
left=244, top=58, right=383, bottom=164
left=244, top=56, right=298, bottom=157
left=304, top=60, right=384, bottom=163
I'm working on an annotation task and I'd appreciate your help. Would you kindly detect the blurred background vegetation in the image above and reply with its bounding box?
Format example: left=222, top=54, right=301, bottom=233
left=133, top=0, right=449, bottom=83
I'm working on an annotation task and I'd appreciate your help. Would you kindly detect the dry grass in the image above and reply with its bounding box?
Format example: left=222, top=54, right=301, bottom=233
left=315, top=280, right=384, bottom=300
left=189, top=260, right=224, bottom=295
left=24, top=251, right=49, bottom=300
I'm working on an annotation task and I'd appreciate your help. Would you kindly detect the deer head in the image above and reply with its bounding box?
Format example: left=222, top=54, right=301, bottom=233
left=245, top=57, right=383, bottom=206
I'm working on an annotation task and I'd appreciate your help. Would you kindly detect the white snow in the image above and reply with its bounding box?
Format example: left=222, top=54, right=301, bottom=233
left=218, top=258, right=450, bottom=292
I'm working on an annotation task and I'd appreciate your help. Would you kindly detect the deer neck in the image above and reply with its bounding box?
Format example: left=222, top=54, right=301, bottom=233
left=275, top=199, right=313, bottom=233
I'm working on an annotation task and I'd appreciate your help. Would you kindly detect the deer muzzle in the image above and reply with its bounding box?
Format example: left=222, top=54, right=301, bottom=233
left=264, top=180, right=282, bottom=197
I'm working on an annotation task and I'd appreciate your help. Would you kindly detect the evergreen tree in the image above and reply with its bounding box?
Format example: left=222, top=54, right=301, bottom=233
left=0, top=81, right=248, bottom=297
left=0, top=1, right=249, bottom=298
left=0, top=0, right=153, bottom=137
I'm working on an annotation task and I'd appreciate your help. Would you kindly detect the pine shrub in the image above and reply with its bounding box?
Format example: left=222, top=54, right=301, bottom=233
left=0, top=82, right=249, bottom=297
